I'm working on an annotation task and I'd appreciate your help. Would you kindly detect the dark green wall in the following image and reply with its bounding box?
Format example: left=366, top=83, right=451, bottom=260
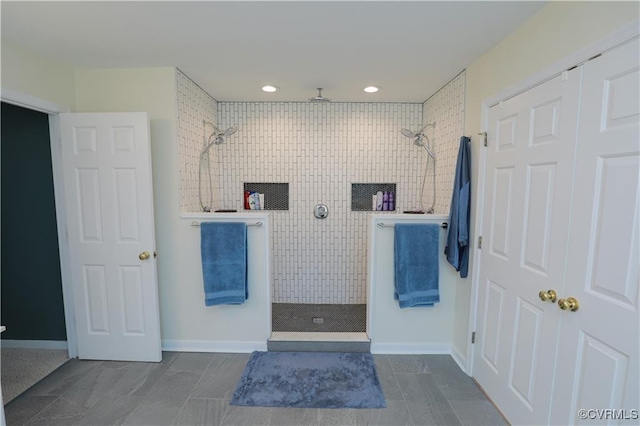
left=1, top=102, right=67, bottom=341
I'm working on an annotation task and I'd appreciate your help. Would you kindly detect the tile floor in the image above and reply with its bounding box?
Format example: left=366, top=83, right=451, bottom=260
left=4, top=352, right=508, bottom=425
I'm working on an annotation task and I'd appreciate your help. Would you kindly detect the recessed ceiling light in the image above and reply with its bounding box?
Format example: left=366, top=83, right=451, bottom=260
left=364, top=86, right=380, bottom=93
left=262, top=85, right=278, bottom=93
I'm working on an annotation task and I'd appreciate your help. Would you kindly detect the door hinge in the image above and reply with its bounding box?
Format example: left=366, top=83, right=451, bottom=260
left=478, top=132, right=487, bottom=147
left=478, top=236, right=483, bottom=249
left=471, top=332, right=476, bottom=344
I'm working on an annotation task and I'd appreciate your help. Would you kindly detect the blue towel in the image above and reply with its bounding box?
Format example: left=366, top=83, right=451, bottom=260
left=394, top=223, right=440, bottom=308
left=200, top=222, right=248, bottom=306
left=445, top=136, right=471, bottom=278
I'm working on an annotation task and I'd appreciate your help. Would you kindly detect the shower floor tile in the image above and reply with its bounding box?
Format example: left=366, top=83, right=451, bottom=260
left=271, top=303, right=366, bottom=333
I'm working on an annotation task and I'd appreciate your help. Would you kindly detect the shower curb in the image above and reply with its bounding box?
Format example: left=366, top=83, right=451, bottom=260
left=267, top=332, right=371, bottom=353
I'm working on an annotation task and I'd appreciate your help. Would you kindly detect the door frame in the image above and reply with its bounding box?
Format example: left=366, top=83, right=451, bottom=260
left=0, top=88, right=78, bottom=357
left=466, top=20, right=640, bottom=375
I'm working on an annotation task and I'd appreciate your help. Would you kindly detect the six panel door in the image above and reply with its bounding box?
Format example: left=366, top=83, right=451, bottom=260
left=60, top=112, right=162, bottom=362
left=473, top=68, right=582, bottom=424
left=550, top=38, right=639, bottom=425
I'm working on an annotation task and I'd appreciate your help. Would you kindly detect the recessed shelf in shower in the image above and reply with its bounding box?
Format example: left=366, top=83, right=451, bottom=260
left=351, top=183, right=397, bottom=211
left=243, top=183, right=289, bottom=210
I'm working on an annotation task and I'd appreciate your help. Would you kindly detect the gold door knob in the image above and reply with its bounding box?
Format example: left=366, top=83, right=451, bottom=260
left=538, top=289, right=557, bottom=303
left=139, top=251, right=151, bottom=261
left=558, top=297, right=579, bottom=312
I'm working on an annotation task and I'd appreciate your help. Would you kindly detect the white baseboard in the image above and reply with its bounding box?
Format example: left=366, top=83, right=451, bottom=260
left=451, top=345, right=468, bottom=375
left=370, top=342, right=451, bottom=354
left=0, top=339, right=68, bottom=350
left=161, top=340, right=267, bottom=353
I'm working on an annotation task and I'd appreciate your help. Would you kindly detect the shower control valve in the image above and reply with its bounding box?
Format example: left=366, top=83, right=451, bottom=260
left=314, top=204, right=329, bottom=219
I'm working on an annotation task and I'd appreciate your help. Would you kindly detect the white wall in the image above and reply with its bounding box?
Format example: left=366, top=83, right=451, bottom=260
left=457, top=1, right=640, bottom=366
left=215, top=102, right=423, bottom=304
left=368, top=214, right=457, bottom=354
left=176, top=70, right=217, bottom=213
left=1, top=39, right=76, bottom=109
left=166, top=213, right=271, bottom=351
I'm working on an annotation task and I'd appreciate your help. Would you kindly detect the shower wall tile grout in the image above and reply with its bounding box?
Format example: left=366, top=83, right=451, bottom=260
left=177, top=72, right=466, bottom=304
left=176, top=69, right=217, bottom=213
left=217, top=102, right=423, bottom=304
left=423, top=71, right=466, bottom=215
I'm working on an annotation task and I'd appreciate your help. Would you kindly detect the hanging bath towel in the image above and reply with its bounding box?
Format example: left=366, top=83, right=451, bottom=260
left=200, top=222, right=248, bottom=306
left=394, top=223, right=440, bottom=308
left=445, top=136, right=471, bottom=278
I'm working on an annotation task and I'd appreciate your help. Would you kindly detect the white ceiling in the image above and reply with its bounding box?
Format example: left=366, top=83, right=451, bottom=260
left=1, top=1, right=546, bottom=103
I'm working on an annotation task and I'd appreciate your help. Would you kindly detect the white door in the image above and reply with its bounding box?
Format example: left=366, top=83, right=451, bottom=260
left=473, top=68, right=582, bottom=424
left=550, top=38, right=639, bottom=425
left=60, top=113, right=161, bottom=362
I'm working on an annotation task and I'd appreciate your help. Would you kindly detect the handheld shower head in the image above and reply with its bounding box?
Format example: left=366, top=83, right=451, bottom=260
left=420, top=143, right=435, bottom=159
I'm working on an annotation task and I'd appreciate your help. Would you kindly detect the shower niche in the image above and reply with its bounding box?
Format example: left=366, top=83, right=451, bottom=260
left=351, top=183, right=396, bottom=211
left=243, top=182, right=289, bottom=210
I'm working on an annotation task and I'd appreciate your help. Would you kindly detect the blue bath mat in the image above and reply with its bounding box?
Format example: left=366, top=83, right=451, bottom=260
left=230, top=351, right=387, bottom=409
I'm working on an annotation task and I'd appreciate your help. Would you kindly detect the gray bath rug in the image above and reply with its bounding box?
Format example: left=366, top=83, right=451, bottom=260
left=230, top=351, right=386, bottom=409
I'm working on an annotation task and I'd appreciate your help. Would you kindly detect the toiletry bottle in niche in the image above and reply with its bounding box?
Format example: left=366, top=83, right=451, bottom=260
left=259, top=193, right=265, bottom=210
left=372, top=195, right=377, bottom=211
left=244, top=191, right=251, bottom=210
left=376, top=191, right=383, bottom=211
left=388, top=192, right=395, bottom=211
left=254, top=192, right=261, bottom=210
left=248, top=192, right=256, bottom=210
left=382, top=191, right=389, bottom=211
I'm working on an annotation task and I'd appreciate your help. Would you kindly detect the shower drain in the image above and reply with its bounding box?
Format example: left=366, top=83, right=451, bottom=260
left=312, top=317, right=324, bottom=324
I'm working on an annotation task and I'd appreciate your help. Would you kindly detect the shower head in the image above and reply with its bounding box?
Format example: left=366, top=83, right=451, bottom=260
left=203, top=121, right=238, bottom=146
left=400, top=122, right=437, bottom=159
left=309, top=88, right=331, bottom=104
left=400, top=128, right=417, bottom=139
left=223, top=126, right=238, bottom=137
left=400, top=122, right=436, bottom=140
left=401, top=128, right=425, bottom=148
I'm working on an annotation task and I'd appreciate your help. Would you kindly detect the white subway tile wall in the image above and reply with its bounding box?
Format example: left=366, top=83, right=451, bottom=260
left=176, top=69, right=218, bottom=213
left=216, top=102, right=424, bottom=303
left=177, top=72, right=466, bottom=304
left=423, top=71, right=466, bottom=214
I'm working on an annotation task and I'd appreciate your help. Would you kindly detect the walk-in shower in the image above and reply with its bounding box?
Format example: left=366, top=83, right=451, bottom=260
left=199, top=121, right=238, bottom=212
left=401, top=122, right=437, bottom=214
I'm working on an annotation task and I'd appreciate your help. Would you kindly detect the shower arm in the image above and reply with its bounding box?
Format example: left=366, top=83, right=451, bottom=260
left=203, top=120, right=226, bottom=143
left=203, top=120, right=219, bottom=133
